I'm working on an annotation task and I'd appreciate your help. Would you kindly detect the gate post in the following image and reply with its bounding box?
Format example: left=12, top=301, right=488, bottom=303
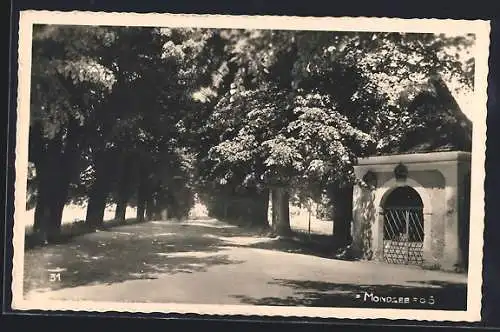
left=405, top=210, right=410, bottom=264
left=373, top=206, right=384, bottom=262
left=422, top=208, right=434, bottom=267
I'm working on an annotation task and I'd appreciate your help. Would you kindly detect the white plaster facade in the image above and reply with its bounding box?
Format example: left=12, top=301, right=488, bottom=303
left=351, top=151, right=471, bottom=271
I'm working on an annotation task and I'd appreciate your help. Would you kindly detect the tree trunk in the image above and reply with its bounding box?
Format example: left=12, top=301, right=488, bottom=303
left=31, top=132, right=49, bottom=238
left=271, top=187, right=292, bottom=236
left=160, top=190, right=174, bottom=220
left=271, top=188, right=278, bottom=228
left=114, top=200, right=127, bottom=223
left=32, top=129, right=76, bottom=243
left=152, top=201, right=168, bottom=221
left=33, top=170, right=68, bottom=242
left=136, top=172, right=149, bottom=223
left=248, top=188, right=270, bottom=228
left=136, top=199, right=146, bottom=222
left=331, top=185, right=354, bottom=247
left=145, top=195, right=155, bottom=221
left=145, top=183, right=162, bottom=221
left=114, top=150, right=141, bottom=223
left=49, top=192, right=66, bottom=240
left=49, top=121, right=80, bottom=239
left=85, top=178, right=109, bottom=229
left=114, top=162, right=134, bottom=223
left=261, top=188, right=270, bottom=228
left=151, top=190, right=170, bottom=220
left=33, top=184, right=51, bottom=243
left=85, top=152, right=112, bottom=229
left=33, top=160, right=71, bottom=242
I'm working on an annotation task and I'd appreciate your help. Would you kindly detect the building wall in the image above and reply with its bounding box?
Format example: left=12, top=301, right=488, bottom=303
left=457, top=160, right=472, bottom=267
left=352, top=152, right=471, bottom=271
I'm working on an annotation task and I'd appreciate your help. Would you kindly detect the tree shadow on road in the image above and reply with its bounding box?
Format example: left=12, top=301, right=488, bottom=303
left=238, top=231, right=346, bottom=261
left=23, top=221, right=245, bottom=294
left=23, top=218, right=467, bottom=310
left=232, top=278, right=467, bottom=310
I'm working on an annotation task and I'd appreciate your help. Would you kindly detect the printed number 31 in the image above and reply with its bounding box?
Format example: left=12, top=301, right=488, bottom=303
left=49, top=273, right=61, bottom=282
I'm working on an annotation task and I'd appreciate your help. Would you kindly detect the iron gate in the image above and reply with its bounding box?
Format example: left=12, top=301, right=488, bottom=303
left=383, top=206, right=424, bottom=265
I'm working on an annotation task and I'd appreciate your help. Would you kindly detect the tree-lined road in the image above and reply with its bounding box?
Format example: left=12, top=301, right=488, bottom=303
left=29, top=26, right=474, bottom=249
left=24, top=219, right=467, bottom=309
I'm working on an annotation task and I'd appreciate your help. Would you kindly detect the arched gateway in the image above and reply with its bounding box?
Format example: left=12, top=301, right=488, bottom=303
left=351, top=151, right=471, bottom=271
left=381, top=186, right=424, bottom=265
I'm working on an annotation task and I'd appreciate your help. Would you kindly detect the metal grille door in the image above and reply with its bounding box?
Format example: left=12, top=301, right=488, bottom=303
left=383, top=207, right=424, bottom=265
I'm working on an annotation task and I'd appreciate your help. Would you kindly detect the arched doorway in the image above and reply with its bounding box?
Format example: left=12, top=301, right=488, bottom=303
left=382, top=186, right=424, bottom=265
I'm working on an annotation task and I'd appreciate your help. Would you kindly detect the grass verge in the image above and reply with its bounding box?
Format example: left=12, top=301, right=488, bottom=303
left=24, top=217, right=143, bottom=250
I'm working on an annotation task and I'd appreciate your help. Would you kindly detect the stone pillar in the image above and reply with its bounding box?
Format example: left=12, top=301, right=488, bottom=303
left=267, top=190, right=273, bottom=228
left=372, top=206, right=385, bottom=261
left=442, top=164, right=461, bottom=271
left=351, top=185, right=364, bottom=255
left=422, top=209, right=435, bottom=267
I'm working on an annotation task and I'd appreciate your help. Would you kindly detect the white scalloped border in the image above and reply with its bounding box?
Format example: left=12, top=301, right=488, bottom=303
left=11, top=10, right=491, bottom=323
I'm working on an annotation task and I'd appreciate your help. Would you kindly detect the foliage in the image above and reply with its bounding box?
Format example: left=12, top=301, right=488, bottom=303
left=201, top=30, right=473, bottom=187
left=28, top=25, right=475, bottom=238
left=30, top=25, right=115, bottom=139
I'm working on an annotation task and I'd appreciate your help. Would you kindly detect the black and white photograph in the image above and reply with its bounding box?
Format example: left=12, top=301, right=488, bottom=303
left=11, top=12, right=490, bottom=321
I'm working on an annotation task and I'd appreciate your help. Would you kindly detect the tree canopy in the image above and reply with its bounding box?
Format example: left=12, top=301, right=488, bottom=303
left=27, top=25, right=475, bottom=243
